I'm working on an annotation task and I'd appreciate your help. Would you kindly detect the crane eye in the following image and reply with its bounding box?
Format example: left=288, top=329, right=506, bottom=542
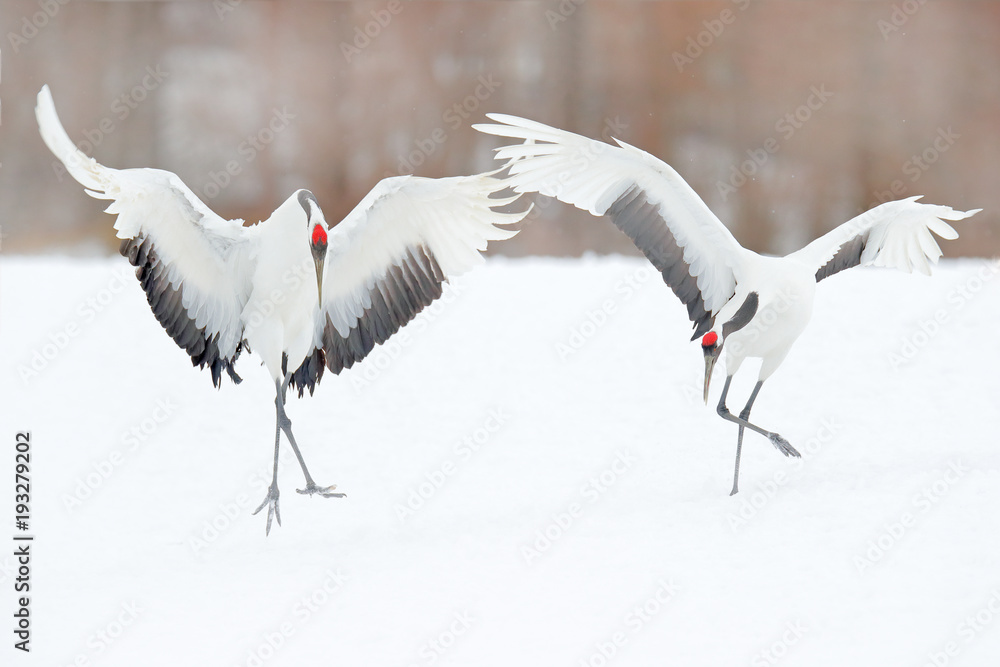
left=701, top=332, right=718, bottom=347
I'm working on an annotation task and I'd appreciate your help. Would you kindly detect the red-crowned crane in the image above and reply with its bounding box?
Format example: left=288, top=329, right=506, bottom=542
left=37, top=85, right=528, bottom=532
left=475, top=114, right=979, bottom=495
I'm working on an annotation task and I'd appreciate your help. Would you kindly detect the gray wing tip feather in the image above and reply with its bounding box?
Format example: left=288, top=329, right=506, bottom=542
left=607, top=184, right=722, bottom=339
left=121, top=235, right=244, bottom=388
left=322, top=245, right=445, bottom=375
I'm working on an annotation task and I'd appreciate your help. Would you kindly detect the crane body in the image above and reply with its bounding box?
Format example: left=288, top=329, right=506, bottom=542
left=38, top=86, right=527, bottom=532
left=475, top=113, right=979, bottom=494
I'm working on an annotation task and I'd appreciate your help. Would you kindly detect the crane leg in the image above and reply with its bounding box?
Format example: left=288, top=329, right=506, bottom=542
left=252, top=380, right=287, bottom=535
left=273, top=374, right=346, bottom=502
left=716, top=376, right=800, bottom=488
left=730, top=380, right=764, bottom=496
left=253, top=374, right=345, bottom=535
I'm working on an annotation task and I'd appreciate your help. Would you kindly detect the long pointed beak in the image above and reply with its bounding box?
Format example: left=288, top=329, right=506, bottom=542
left=313, top=255, right=325, bottom=308
left=703, top=353, right=717, bottom=404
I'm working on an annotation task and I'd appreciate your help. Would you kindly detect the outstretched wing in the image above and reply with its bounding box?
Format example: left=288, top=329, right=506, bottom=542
left=36, top=85, right=254, bottom=387
left=789, top=196, right=980, bottom=281
left=314, top=173, right=526, bottom=378
left=474, top=113, right=749, bottom=339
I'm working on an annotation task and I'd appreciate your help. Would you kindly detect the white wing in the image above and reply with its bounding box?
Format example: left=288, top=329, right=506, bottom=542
left=789, top=196, right=980, bottom=281
left=318, top=173, right=526, bottom=373
left=36, top=85, right=254, bottom=386
left=474, top=113, right=749, bottom=339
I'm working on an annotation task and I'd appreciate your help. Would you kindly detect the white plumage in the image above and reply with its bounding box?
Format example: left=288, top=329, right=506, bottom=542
left=789, top=195, right=962, bottom=275
left=480, top=114, right=743, bottom=316
left=37, top=85, right=527, bottom=532
left=475, top=113, right=980, bottom=494
left=320, top=175, right=518, bottom=342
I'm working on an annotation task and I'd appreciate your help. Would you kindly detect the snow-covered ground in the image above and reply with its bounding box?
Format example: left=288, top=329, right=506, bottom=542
left=3, top=254, right=999, bottom=666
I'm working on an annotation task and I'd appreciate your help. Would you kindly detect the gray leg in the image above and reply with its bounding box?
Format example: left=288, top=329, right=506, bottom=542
left=253, top=374, right=345, bottom=535
left=717, top=376, right=800, bottom=461
left=273, top=374, right=346, bottom=500
left=252, top=377, right=288, bottom=535
left=730, top=380, right=764, bottom=496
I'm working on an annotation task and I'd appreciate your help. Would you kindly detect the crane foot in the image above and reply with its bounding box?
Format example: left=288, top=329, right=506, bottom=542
left=297, top=483, right=347, bottom=498
left=252, top=483, right=281, bottom=535
left=769, top=433, right=801, bottom=458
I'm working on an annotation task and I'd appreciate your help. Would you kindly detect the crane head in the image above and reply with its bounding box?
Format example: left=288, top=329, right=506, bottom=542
left=311, top=223, right=327, bottom=305
left=298, top=190, right=329, bottom=308
left=701, top=331, right=721, bottom=404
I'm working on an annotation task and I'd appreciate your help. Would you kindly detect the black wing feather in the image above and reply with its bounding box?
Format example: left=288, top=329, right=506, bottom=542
left=318, top=245, right=446, bottom=377
left=120, top=235, right=244, bottom=388
left=721, top=292, right=759, bottom=338
left=815, top=235, right=866, bottom=282
left=605, top=184, right=724, bottom=339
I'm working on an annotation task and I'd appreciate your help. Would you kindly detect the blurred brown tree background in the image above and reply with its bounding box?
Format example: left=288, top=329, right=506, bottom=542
left=2, top=0, right=997, bottom=258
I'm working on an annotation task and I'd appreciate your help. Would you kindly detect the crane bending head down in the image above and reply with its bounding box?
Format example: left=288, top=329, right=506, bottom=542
left=300, top=189, right=329, bottom=308
left=475, top=113, right=980, bottom=495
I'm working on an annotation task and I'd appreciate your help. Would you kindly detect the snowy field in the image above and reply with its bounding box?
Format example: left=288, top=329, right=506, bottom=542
left=3, top=254, right=1000, bottom=666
